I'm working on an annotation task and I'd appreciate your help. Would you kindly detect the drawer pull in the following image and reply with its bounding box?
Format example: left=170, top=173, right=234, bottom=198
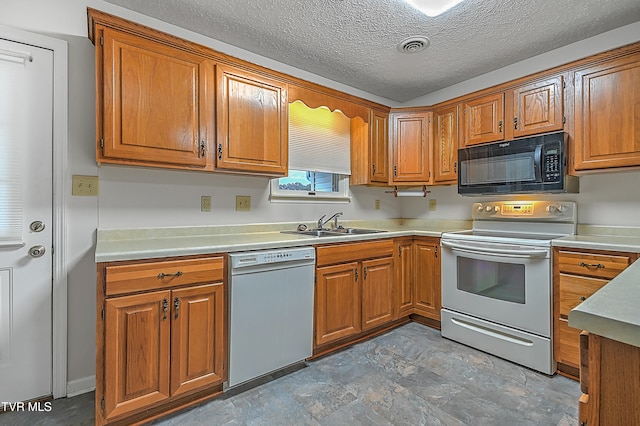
left=157, top=271, right=183, bottom=279
left=580, top=296, right=587, bottom=301
left=578, top=262, right=604, bottom=269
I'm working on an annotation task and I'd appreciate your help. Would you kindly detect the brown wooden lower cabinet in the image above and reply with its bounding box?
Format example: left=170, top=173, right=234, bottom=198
left=97, top=255, right=226, bottom=426
left=553, top=248, right=637, bottom=377
left=579, top=333, right=640, bottom=425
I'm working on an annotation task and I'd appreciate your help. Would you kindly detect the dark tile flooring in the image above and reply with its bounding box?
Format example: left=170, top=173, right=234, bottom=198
left=0, top=323, right=580, bottom=425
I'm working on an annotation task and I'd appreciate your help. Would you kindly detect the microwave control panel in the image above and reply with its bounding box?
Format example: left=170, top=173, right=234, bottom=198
left=542, top=142, right=562, bottom=182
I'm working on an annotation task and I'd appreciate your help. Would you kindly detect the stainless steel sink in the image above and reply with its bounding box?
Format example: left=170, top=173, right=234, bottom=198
left=281, top=228, right=387, bottom=237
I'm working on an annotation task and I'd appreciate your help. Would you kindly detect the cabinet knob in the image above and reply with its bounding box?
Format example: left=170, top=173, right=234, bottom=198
left=580, top=296, right=587, bottom=302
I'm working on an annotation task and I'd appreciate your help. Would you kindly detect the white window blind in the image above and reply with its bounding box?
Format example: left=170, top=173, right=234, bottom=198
left=0, top=55, right=25, bottom=246
left=288, top=100, right=351, bottom=175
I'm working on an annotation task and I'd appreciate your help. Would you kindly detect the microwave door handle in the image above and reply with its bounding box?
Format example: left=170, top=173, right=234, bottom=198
left=440, top=240, right=548, bottom=258
left=534, top=144, right=543, bottom=182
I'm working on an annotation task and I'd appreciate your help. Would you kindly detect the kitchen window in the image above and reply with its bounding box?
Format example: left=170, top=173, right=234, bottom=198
left=270, top=101, right=351, bottom=202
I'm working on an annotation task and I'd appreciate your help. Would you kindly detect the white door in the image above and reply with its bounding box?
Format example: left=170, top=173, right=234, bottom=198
left=0, top=38, right=53, bottom=402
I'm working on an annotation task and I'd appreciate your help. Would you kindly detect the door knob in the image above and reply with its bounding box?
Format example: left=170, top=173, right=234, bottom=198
left=29, top=245, right=46, bottom=258
left=30, top=221, right=45, bottom=232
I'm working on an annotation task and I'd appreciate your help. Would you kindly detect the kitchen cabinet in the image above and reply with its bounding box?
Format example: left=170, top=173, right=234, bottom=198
left=512, top=76, right=564, bottom=138
left=216, top=64, right=288, bottom=176
left=314, top=240, right=395, bottom=349
left=579, top=333, right=640, bottom=425
left=96, top=256, right=226, bottom=426
left=369, top=109, right=390, bottom=183
left=432, top=104, right=460, bottom=184
left=394, top=237, right=441, bottom=322
left=389, top=111, right=432, bottom=184
left=463, top=93, right=504, bottom=146
left=95, top=26, right=215, bottom=170
left=573, top=52, right=640, bottom=171
left=553, top=248, right=637, bottom=376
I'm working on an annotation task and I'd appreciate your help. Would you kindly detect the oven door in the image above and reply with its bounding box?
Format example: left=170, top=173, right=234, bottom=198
left=441, top=239, right=551, bottom=337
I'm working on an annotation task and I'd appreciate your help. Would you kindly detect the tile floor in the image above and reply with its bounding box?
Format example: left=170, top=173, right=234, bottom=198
left=0, top=323, right=580, bottom=425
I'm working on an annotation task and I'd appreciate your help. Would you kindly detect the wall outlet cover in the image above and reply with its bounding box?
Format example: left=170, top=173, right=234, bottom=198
left=429, top=199, right=437, bottom=211
left=236, top=195, right=251, bottom=212
left=201, top=196, right=212, bottom=212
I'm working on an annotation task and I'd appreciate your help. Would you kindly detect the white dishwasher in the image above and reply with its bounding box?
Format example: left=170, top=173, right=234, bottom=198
left=227, top=246, right=315, bottom=388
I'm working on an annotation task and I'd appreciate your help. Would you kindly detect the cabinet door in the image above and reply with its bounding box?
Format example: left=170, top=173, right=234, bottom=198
left=370, top=110, right=390, bottom=183
left=171, top=283, right=226, bottom=397
left=413, top=241, right=441, bottom=320
left=390, top=112, right=431, bottom=183
left=463, top=93, right=504, bottom=146
left=100, top=27, right=213, bottom=168
left=315, top=262, right=361, bottom=346
left=432, top=105, right=459, bottom=184
left=361, top=257, right=394, bottom=331
left=216, top=65, right=287, bottom=176
left=104, top=291, right=171, bottom=420
left=512, top=76, right=564, bottom=138
left=395, top=239, right=414, bottom=318
left=574, top=53, right=640, bottom=170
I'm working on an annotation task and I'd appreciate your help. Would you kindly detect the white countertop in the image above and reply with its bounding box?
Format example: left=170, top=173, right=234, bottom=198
left=95, top=219, right=470, bottom=263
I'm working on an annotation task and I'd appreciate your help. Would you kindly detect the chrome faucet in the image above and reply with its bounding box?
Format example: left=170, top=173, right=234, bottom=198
left=317, top=212, right=343, bottom=229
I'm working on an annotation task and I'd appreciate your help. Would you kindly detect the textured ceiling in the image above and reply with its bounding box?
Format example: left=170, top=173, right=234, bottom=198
left=103, top=0, right=640, bottom=102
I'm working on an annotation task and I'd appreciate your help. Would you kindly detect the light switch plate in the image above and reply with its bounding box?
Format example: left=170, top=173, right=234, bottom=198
left=72, top=175, right=99, bottom=196
left=236, top=195, right=251, bottom=212
left=429, top=199, right=437, bottom=211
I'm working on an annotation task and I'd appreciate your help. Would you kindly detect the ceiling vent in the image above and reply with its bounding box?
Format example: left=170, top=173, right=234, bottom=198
left=397, top=36, right=430, bottom=53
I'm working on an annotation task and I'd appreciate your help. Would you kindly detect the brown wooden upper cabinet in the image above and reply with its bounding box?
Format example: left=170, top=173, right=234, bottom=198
left=390, top=111, right=432, bottom=184
left=512, top=76, right=564, bottom=138
left=573, top=52, right=640, bottom=171
left=97, top=27, right=215, bottom=170
left=369, top=109, right=390, bottom=183
left=432, top=104, right=460, bottom=184
left=216, top=65, right=288, bottom=176
left=463, top=93, right=504, bottom=146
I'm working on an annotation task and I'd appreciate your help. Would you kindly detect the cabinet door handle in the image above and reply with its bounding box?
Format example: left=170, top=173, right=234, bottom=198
left=354, top=268, right=358, bottom=281
left=578, top=262, right=605, bottom=269
left=398, top=245, right=402, bottom=256
left=453, top=162, right=457, bottom=174
left=217, top=143, right=223, bottom=160
left=199, top=140, right=206, bottom=158
left=174, top=297, right=180, bottom=319
left=498, top=120, right=503, bottom=133
left=371, top=164, right=376, bottom=175
left=162, top=298, right=168, bottom=321
left=157, top=271, right=183, bottom=279
left=363, top=266, right=368, bottom=280
left=513, top=116, right=518, bottom=129
left=580, top=296, right=587, bottom=302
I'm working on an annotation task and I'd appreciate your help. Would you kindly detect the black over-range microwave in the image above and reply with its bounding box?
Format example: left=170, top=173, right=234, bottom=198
left=458, top=131, right=579, bottom=196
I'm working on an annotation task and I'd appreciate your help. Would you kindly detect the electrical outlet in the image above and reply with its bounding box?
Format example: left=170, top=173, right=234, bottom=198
left=429, top=198, right=437, bottom=211
left=236, top=195, right=251, bottom=212
left=375, top=199, right=380, bottom=210
left=72, top=175, right=99, bottom=196
left=201, top=196, right=212, bottom=212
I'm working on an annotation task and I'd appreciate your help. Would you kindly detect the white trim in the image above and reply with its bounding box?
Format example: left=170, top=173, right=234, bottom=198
left=66, top=376, right=96, bottom=398
left=0, top=25, right=68, bottom=399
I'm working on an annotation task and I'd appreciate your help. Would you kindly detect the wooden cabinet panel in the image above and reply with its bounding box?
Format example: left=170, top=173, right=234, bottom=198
left=432, top=105, right=459, bottom=184
left=558, top=273, right=608, bottom=318
left=574, top=53, right=640, bottom=170
left=557, top=250, right=632, bottom=280
left=463, top=93, right=504, bottom=146
left=370, top=110, right=390, bottom=183
left=413, top=240, right=441, bottom=320
left=171, top=283, right=226, bottom=397
left=104, top=291, right=171, bottom=420
left=216, top=65, right=287, bottom=176
left=316, top=239, right=394, bottom=267
left=315, top=262, right=361, bottom=346
left=390, top=112, right=431, bottom=183
left=395, top=239, right=414, bottom=318
left=512, top=76, right=564, bottom=138
left=556, top=318, right=581, bottom=367
left=99, top=27, right=214, bottom=169
left=361, top=257, right=394, bottom=330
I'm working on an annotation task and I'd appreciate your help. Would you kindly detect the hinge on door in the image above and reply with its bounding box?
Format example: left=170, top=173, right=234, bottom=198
left=100, top=36, right=104, bottom=46
left=435, top=246, right=439, bottom=258
left=562, top=116, right=566, bottom=124
left=398, top=244, right=402, bottom=256
left=513, top=116, right=518, bottom=129
left=393, top=165, right=397, bottom=177
left=100, top=138, right=104, bottom=149
left=314, top=274, right=317, bottom=284
left=199, top=140, right=206, bottom=158
left=217, top=143, right=223, bottom=160
left=563, top=80, right=566, bottom=89
left=101, top=398, right=105, bottom=411
left=101, top=308, right=105, bottom=320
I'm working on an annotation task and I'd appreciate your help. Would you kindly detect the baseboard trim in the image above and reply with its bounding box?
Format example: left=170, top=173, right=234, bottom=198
left=66, top=376, right=95, bottom=397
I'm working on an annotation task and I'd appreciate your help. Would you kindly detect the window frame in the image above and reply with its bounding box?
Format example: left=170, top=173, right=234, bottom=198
left=270, top=170, right=351, bottom=203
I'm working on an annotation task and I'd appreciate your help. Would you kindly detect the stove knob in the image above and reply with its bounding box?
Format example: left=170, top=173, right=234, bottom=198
left=485, top=205, right=493, bottom=213
left=494, top=206, right=500, bottom=213
left=477, top=204, right=484, bottom=212
left=546, top=205, right=557, bottom=213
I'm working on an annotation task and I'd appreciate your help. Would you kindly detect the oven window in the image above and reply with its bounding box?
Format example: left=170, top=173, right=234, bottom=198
left=457, top=257, right=525, bottom=304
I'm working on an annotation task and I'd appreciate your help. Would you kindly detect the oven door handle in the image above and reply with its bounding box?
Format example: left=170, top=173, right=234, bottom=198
left=441, top=240, right=549, bottom=258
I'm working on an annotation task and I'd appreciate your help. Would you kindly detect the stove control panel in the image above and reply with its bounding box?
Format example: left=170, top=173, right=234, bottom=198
left=473, top=201, right=576, bottom=221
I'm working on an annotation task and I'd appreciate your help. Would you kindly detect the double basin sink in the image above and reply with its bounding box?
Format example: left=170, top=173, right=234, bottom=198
left=282, top=227, right=387, bottom=238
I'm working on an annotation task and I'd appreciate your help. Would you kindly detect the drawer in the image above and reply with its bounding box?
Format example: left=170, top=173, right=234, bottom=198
left=557, top=250, right=631, bottom=279
left=558, top=273, right=608, bottom=318
left=316, top=239, right=394, bottom=267
left=105, top=256, right=224, bottom=296
left=555, top=318, right=581, bottom=367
